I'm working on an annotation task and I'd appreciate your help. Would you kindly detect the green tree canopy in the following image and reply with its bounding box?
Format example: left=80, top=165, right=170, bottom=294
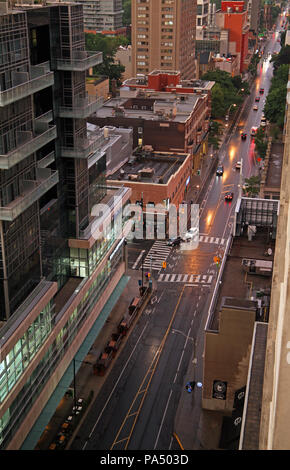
left=85, top=33, right=128, bottom=86
left=243, top=176, right=260, bottom=198
left=201, top=70, right=244, bottom=118
left=264, top=63, right=289, bottom=128
left=123, top=0, right=131, bottom=26
left=271, top=45, right=290, bottom=71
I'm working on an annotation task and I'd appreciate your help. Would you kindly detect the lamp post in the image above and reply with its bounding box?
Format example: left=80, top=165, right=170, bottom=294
left=225, top=103, right=237, bottom=127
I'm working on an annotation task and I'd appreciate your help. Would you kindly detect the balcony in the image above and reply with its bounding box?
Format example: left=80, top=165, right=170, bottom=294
left=52, top=51, right=103, bottom=72
left=37, top=151, right=55, bottom=168
left=0, top=62, right=54, bottom=107
left=0, top=113, right=57, bottom=170
left=0, top=168, right=59, bottom=221
left=61, top=132, right=106, bottom=159
left=58, top=95, right=104, bottom=119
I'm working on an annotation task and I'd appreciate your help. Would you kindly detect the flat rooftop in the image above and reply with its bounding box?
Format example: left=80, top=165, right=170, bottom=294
left=207, top=228, right=275, bottom=331
left=123, top=75, right=214, bottom=91
left=93, top=94, right=201, bottom=123
left=107, top=151, right=188, bottom=185
left=239, top=321, right=268, bottom=450
left=265, top=142, right=284, bottom=190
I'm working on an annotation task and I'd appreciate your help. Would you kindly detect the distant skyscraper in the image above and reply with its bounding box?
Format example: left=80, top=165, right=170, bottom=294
left=131, top=0, right=197, bottom=79
left=76, top=0, right=125, bottom=35
left=196, top=0, right=209, bottom=40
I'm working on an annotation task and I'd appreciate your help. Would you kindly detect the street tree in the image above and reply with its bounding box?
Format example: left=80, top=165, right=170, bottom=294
left=243, top=176, right=261, bottom=198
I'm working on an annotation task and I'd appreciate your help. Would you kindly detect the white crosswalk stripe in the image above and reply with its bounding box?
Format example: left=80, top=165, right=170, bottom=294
left=198, top=235, right=225, bottom=245
left=157, top=273, right=214, bottom=284
left=140, top=241, right=172, bottom=272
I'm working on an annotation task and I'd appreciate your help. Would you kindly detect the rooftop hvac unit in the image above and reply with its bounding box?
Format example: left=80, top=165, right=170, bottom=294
left=128, top=174, right=140, bottom=181
left=138, top=167, right=155, bottom=178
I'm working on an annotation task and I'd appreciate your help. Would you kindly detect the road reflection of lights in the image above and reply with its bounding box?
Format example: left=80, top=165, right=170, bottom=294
left=206, top=212, right=213, bottom=226
left=229, top=147, right=235, bottom=160
left=222, top=170, right=229, bottom=182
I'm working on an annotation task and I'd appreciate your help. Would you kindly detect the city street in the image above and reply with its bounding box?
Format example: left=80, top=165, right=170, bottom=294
left=70, top=23, right=282, bottom=451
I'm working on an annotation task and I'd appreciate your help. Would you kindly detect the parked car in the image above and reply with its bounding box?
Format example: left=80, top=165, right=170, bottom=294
left=259, top=88, right=265, bottom=94
left=255, top=96, right=260, bottom=102
left=167, top=236, right=183, bottom=246
left=225, top=192, right=234, bottom=201
left=216, top=165, right=224, bottom=176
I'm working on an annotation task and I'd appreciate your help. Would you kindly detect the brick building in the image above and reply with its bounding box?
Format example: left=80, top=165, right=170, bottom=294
left=131, top=0, right=197, bottom=79
left=216, top=1, right=250, bottom=73
left=89, top=71, right=214, bottom=176
left=107, top=149, right=192, bottom=236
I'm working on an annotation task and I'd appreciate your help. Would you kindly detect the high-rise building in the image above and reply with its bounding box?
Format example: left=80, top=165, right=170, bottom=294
left=131, top=0, right=197, bottom=79
left=0, top=0, right=131, bottom=450
left=76, top=0, right=125, bottom=35
left=196, top=0, right=209, bottom=40
left=215, top=1, right=250, bottom=73
left=259, top=71, right=290, bottom=450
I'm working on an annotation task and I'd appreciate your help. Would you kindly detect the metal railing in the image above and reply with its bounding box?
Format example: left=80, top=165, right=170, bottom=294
left=37, top=151, right=55, bottom=168
left=0, top=113, right=57, bottom=169
left=58, top=96, right=104, bottom=119
left=61, top=132, right=106, bottom=159
left=52, top=51, right=103, bottom=72
left=0, top=62, right=54, bottom=107
left=0, top=170, right=59, bottom=221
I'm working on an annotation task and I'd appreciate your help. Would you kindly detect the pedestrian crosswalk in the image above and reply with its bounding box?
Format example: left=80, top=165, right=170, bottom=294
left=139, top=241, right=172, bottom=272
left=195, top=235, right=225, bottom=246
left=157, top=273, right=214, bottom=284
left=132, top=235, right=225, bottom=272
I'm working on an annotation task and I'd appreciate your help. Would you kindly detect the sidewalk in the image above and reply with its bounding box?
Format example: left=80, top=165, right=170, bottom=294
left=35, top=269, right=154, bottom=451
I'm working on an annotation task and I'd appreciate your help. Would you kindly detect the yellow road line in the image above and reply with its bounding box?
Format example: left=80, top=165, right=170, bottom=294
left=110, top=285, right=186, bottom=450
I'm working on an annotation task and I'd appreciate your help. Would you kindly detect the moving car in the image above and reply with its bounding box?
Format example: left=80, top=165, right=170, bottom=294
left=216, top=165, right=224, bottom=176
left=259, top=88, right=265, bottom=94
left=167, top=236, right=183, bottom=247
left=235, top=161, right=242, bottom=170
left=225, top=192, right=234, bottom=201
left=253, top=104, right=258, bottom=111
left=255, top=96, right=260, bottom=102
left=241, top=132, right=247, bottom=140
left=184, top=227, right=199, bottom=241
left=251, top=126, right=258, bottom=136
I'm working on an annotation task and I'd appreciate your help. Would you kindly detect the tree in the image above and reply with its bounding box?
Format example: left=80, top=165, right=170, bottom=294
left=210, top=83, right=226, bottom=119
left=85, top=33, right=128, bottom=86
left=254, top=127, right=268, bottom=159
left=264, top=64, right=289, bottom=128
left=271, top=45, right=290, bottom=71
left=123, top=0, right=131, bottom=26
left=248, top=53, right=260, bottom=77
left=243, top=176, right=260, bottom=198
left=201, top=70, right=244, bottom=118
left=208, top=120, right=223, bottom=149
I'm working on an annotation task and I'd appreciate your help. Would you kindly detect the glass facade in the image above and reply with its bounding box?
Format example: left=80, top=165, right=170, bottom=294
left=0, top=242, right=123, bottom=448
left=0, top=300, right=55, bottom=406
